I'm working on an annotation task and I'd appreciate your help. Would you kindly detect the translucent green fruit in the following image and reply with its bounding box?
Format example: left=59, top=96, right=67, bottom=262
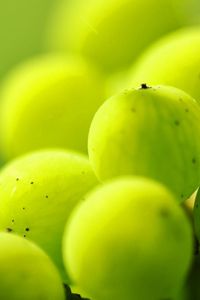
left=63, top=177, right=192, bottom=300
left=88, top=85, right=200, bottom=202
left=0, top=233, right=65, bottom=300
left=47, top=0, right=191, bottom=73
left=129, top=26, right=200, bottom=103
left=0, top=150, right=98, bottom=281
left=0, top=55, right=105, bottom=160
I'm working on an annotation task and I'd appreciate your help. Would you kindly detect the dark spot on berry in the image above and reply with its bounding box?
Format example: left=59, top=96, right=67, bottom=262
left=45, top=195, right=48, bottom=198
left=140, top=83, right=150, bottom=89
left=22, top=207, right=25, bottom=210
left=25, top=228, right=30, bottom=232
left=12, top=219, right=14, bottom=223
left=174, top=120, right=180, bottom=126
left=30, top=181, right=34, bottom=184
left=160, top=208, right=170, bottom=218
left=185, top=108, right=189, bottom=113
left=6, top=228, right=12, bottom=232
left=192, top=158, right=197, bottom=164
left=23, top=235, right=26, bottom=238
left=16, top=178, right=19, bottom=181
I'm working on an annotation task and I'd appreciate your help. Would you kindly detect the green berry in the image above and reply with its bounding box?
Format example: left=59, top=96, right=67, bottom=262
left=129, top=26, right=200, bottom=103
left=88, top=85, right=200, bottom=201
left=0, top=150, right=98, bottom=281
left=63, top=177, right=192, bottom=300
left=0, top=55, right=105, bottom=160
left=0, top=233, right=65, bottom=300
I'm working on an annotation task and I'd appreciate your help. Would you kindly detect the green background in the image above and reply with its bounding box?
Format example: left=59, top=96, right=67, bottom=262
left=0, top=0, right=60, bottom=80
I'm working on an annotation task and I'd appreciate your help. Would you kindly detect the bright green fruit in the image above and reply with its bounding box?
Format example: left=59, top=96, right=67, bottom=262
left=129, top=26, right=200, bottom=103
left=47, top=0, right=191, bottom=74
left=63, top=177, right=192, bottom=300
left=0, top=55, right=105, bottom=160
left=0, top=233, right=65, bottom=300
left=0, top=150, right=98, bottom=281
left=88, top=85, right=200, bottom=202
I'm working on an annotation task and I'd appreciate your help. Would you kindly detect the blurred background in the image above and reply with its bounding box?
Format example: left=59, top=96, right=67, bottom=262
left=0, top=0, right=59, bottom=79
left=0, top=0, right=199, bottom=80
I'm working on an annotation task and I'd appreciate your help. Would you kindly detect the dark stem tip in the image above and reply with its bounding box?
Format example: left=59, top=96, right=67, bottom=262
left=140, top=83, right=151, bottom=89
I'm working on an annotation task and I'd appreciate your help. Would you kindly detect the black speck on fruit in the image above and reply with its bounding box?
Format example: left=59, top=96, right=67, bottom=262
left=16, top=178, right=19, bottom=181
left=25, top=227, right=30, bottom=232
left=23, top=235, right=26, bottom=238
left=140, top=83, right=151, bottom=89
left=123, top=89, right=129, bottom=95
left=22, top=207, right=25, bottom=210
left=45, top=195, right=48, bottom=198
left=12, top=219, right=14, bottom=223
left=174, top=120, right=180, bottom=126
left=160, top=208, right=170, bottom=218
left=6, top=228, right=12, bottom=232
left=192, top=158, right=197, bottom=164
left=30, top=181, right=34, bottom=185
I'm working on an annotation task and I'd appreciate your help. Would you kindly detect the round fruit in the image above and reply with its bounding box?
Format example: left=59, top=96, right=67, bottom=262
left=0, top=55, right=105, bottom=160
left=88, top=85, right=200, bottom=202
left=0, top=233, right=65, bottom=300
left=47, top=0, right=191, bottom=74
left=0, top=150, right=98, bottom=281
left=129, top=26, right=200, bottom=103
left=63, top=177, right=192, bottom=300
